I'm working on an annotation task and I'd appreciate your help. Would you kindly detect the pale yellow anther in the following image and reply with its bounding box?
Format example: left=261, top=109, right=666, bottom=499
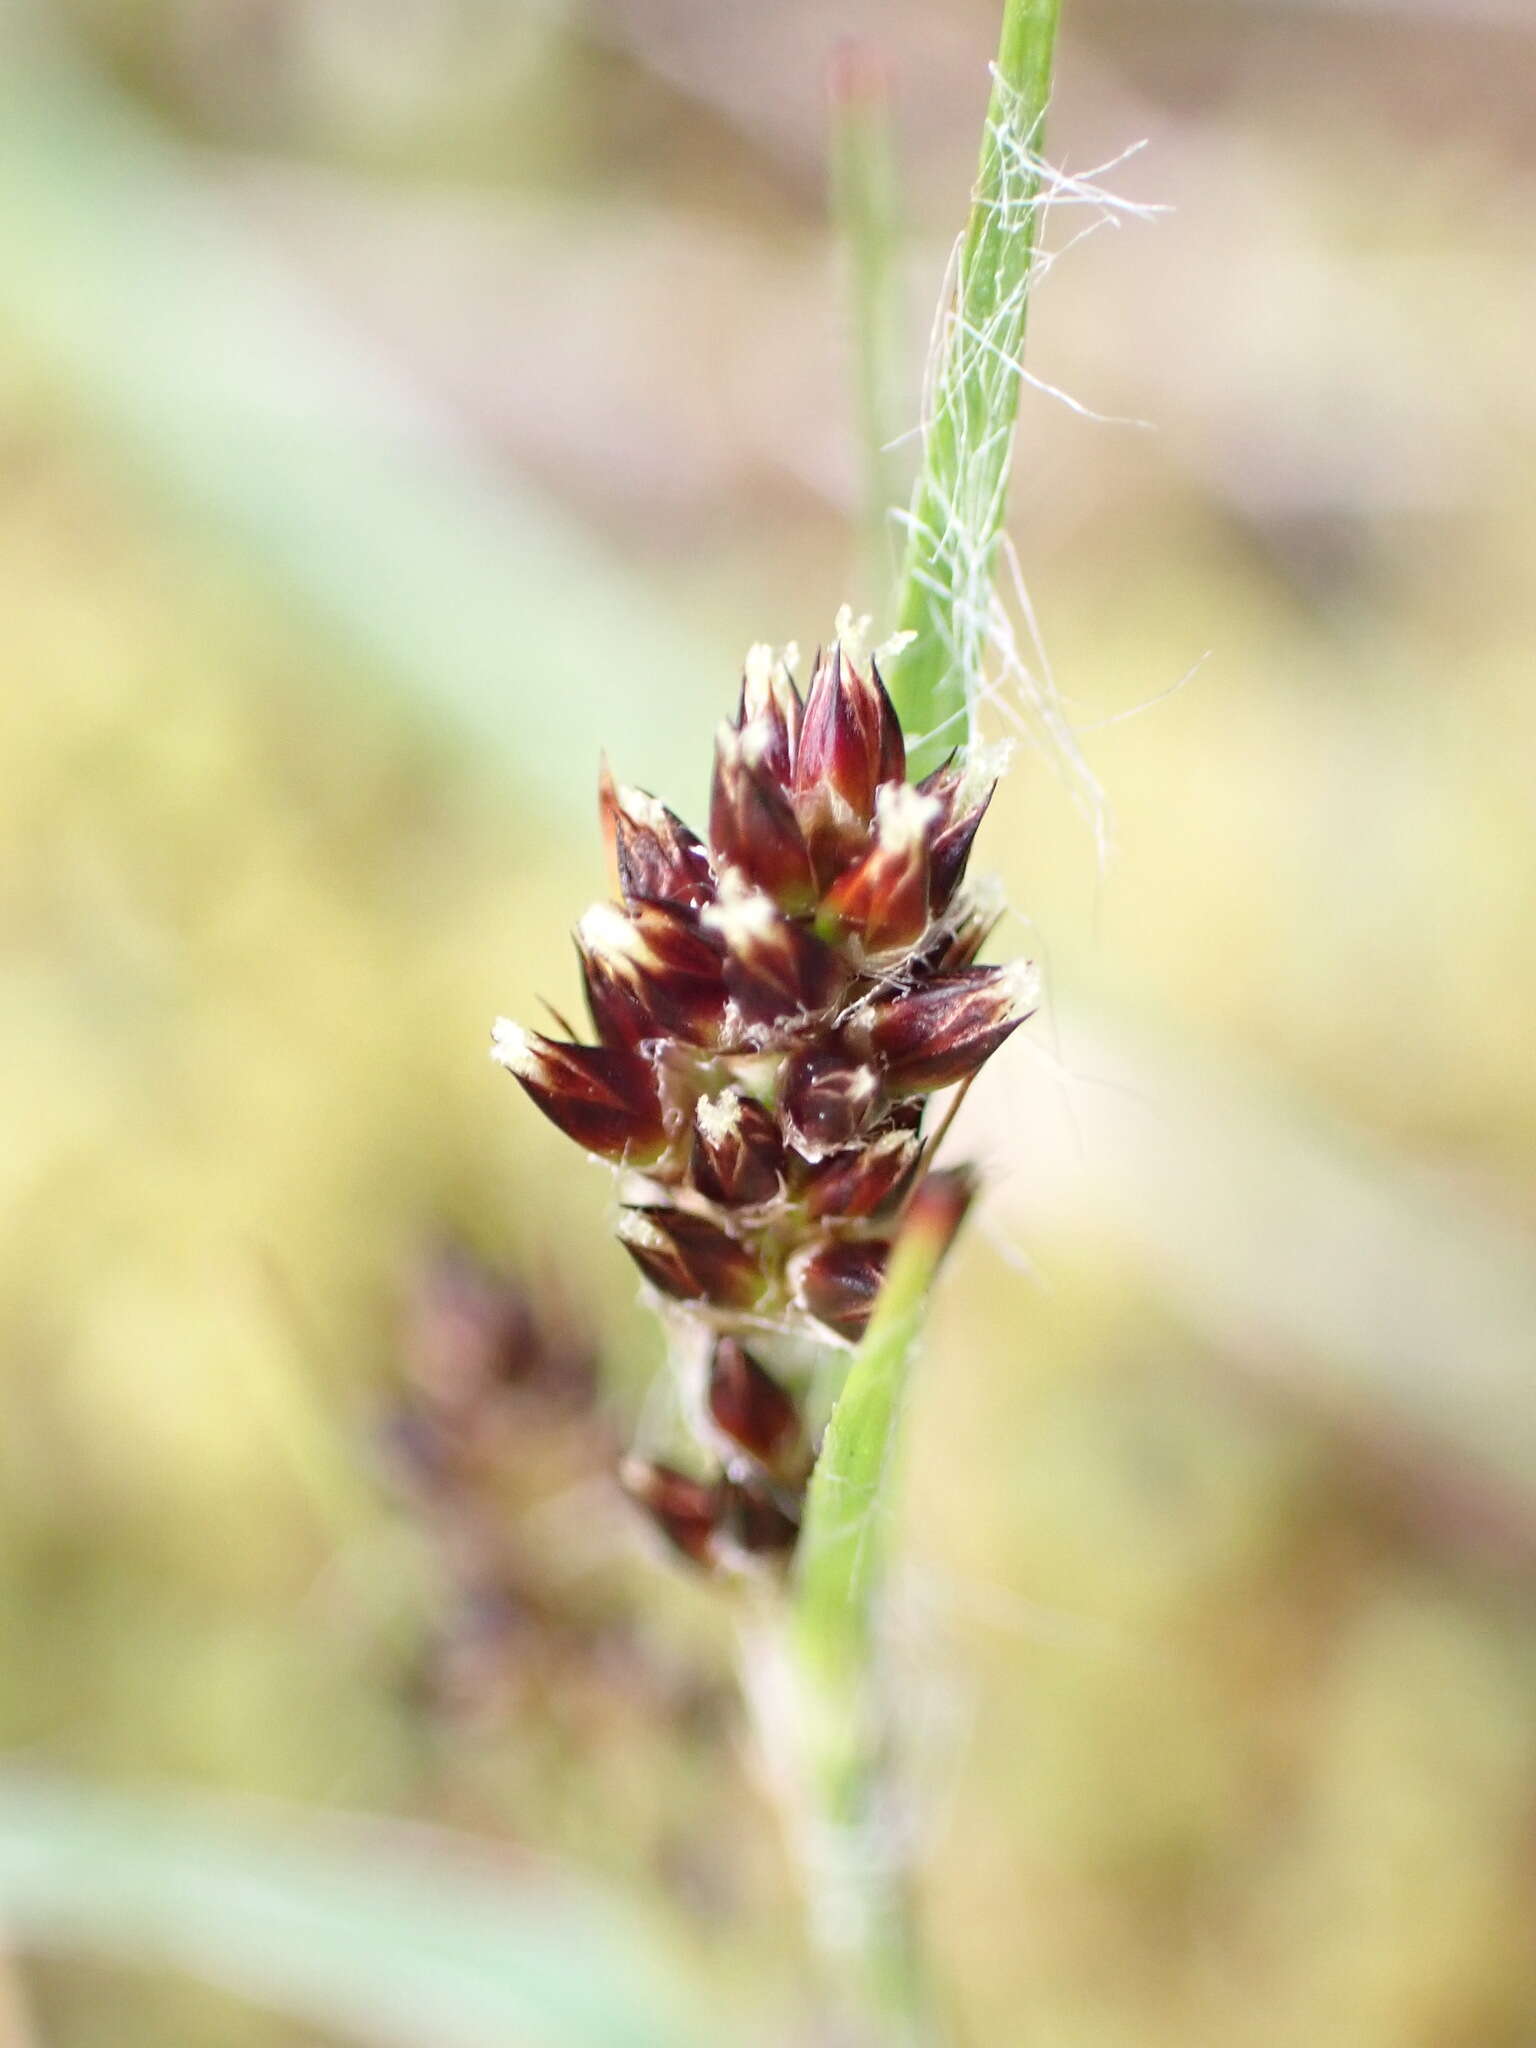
left=694, top=1090, right=745, bottom=1146
left=833, top=604, right=874, bottom=667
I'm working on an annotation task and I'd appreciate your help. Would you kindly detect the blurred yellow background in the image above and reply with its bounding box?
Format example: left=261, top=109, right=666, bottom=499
left=0, top=0, right=1533, bottom=2042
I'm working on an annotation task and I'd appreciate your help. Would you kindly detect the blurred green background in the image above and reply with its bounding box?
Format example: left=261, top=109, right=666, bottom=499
left=1, top=0, right=1533, bottom=2042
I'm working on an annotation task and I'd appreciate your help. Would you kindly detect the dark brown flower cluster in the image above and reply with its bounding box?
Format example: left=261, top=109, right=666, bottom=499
left=493, top=629, right=1035, bottom=1571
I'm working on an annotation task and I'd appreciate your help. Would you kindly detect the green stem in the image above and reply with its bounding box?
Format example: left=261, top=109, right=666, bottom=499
left=888, top=0, right=1063, bottom=775
left=782, top=14, right=1064, bottom=2019
left=788, top=1175, right=973, bottom=2041
left=828, top=40, right=907, bottom=610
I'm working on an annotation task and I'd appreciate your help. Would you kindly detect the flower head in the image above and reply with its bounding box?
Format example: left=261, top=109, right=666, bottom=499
left=494, top=620, right=1035, bottom=1569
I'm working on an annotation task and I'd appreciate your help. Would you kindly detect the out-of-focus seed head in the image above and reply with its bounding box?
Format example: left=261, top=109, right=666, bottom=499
left=702, top=876, right=847, bottom=1029
left=600, top=768, right=715, bottom=911
left=490, top=1020, right=667, bottom=1164
left=845, top=960, right=1040, bottom=1096
left=616, top=1206, right=766, bottom=1310
left=707, top=1336, right=801, bottom=1473
left=778, top=1049, right=883, bottom=1159
left=691, top=1089, right=785, bottom=1207
left=577, top=900, right=726, bottom=1050
left=710, top=723, right=817, bottom=914
left=403, top=1243, right=596, bottom=1412
left=789, top=1234, right=892, bottom=1341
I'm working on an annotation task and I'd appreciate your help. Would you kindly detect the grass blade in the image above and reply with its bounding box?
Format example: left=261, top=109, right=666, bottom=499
left=0, top=1773, right=710, bottom=2048
left=887, top=0, right=1063, bottom=773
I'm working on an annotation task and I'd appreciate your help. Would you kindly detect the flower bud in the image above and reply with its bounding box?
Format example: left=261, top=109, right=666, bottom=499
left=703, top=880, right=846, bottom=1029
left=794, top=643, right=904, bottom=823
left=710, top=723, right=817, bottom=913
left=577, top=900, right=726, bottom=1050
left=599, top=767, right=716, bottom=911
left=779, top=1049, right=882, bottom=1160
left=616, top=1205, right=766, bottom=1310
left=820, top=782, right=939, bottom=954
left=707, top=1336, right=801, bottom=1472
left=736, top=643, right=802, bottom=791
left=845, top=961, right=1038, bottom=1096
left=491, top=1020, right=667, bottom=1164
left=691, top=1089, right=785, bottom=1207
left=619, top=1457, right=722, bottom=1568
left=800, top=1126, right=920, bottom=1221
left=790, top=1234, right=892, bottom=1341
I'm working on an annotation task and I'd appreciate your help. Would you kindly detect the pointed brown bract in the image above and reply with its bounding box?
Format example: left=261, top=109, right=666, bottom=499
left=691, top=1089, right=784, bottom=1206
left=923, top=882, right=1004, bottom=972
left=845, top=961, right=1039, bottom=1095
left=703, top=880, right=847, bottom=1028
left=491, top=1021, right=667, bottom=1164
left=577, top=900, right=726, bottom=1050
left=710, top=724, right=817, bottom=913
left=735, top=645, right=802, bottom=792
left=778, top=1049, right=883, bottom=1159
left=800, top=1127, right=920, bottom=1221
left=918, top=759, right=996, bottom=913
left=794, top=644, right=904, bottom=822
left=601, top=775, right=715, bottom=911
left=616, top=1206, right=766, bottom=1310
left=707, top=1336, right=801, bottom=1473
left=819, top=782, right=937, bottom=954
left=620, top=1458, right=722, bottom=1567
left=900, top=1164, right=978, bottom=1263
left=597, top=757, right=623, bottom=899
left=790, top=1234, right=892, bottom=1340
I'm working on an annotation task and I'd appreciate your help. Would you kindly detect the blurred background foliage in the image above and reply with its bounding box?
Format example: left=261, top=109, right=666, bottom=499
left=0, top=0, right=1533, bottom=2042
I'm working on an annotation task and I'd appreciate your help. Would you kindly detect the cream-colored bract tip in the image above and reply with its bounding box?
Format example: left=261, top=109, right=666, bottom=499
left=875, top=780, right=942, bottom=849
left=1001, top=957, right=1043, bottom=1013
left=578, top=901, right=646, bottom=958
left=489, top=1016, right=534, bottom=1073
